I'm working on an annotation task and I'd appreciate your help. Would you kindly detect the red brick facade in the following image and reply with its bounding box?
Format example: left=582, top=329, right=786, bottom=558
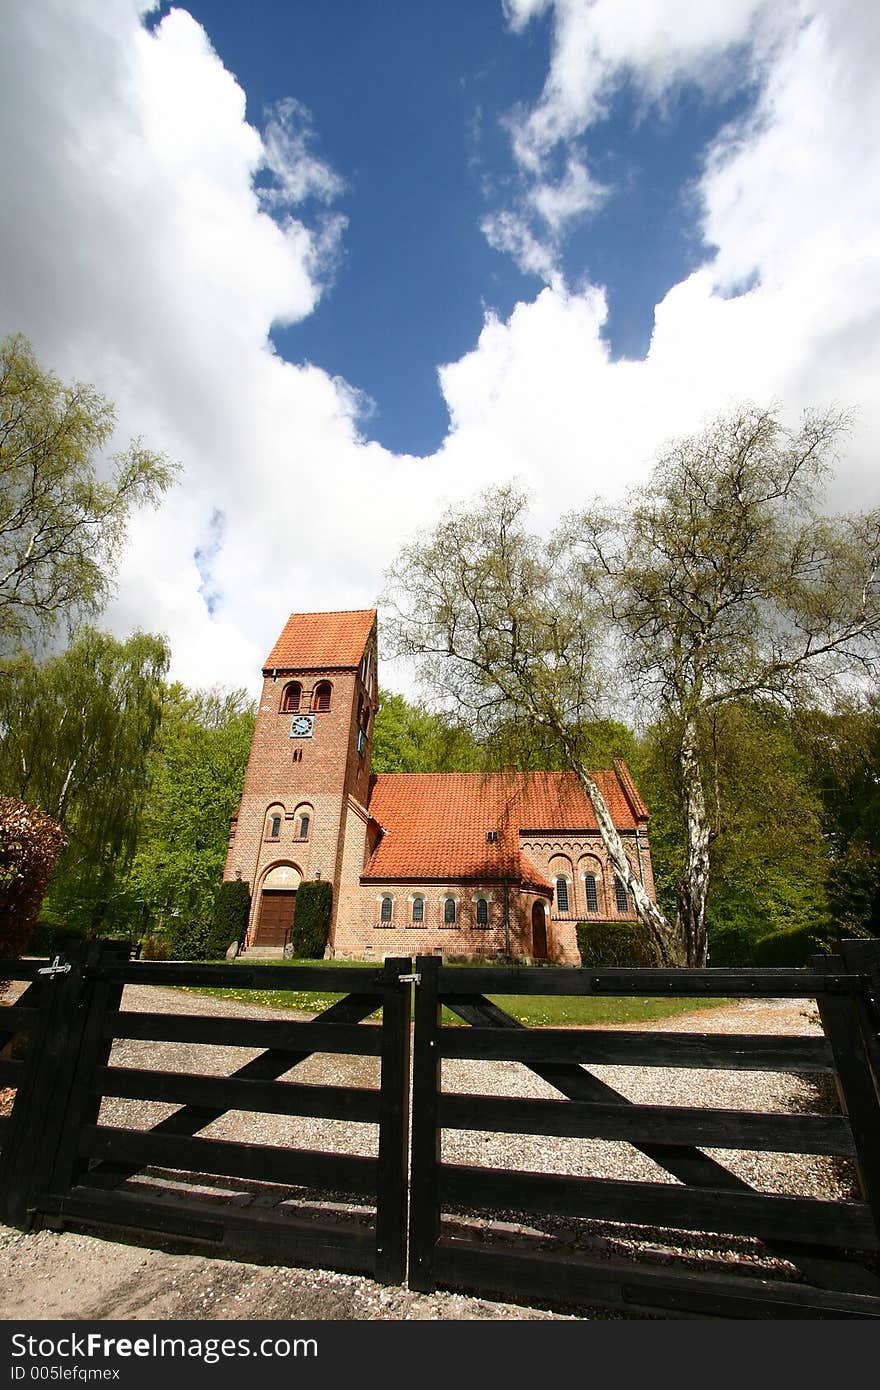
left=224, top=609, right=658, bottom=964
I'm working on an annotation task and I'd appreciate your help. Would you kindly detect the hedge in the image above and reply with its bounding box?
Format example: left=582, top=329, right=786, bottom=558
left=290, top=880, right=332, bottom=958
left=208, top=879, right=251, bottom=957
left=576, top=920, right=660, bottom=969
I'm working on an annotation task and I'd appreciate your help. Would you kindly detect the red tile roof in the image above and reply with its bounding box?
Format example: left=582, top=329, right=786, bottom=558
left=362, top=766, right=646, bottom=883
left=264, top=609, right=376, bottom=672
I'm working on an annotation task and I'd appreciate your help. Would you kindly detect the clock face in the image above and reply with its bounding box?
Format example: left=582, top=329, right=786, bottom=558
left=290, top=714, right=315, bottom=738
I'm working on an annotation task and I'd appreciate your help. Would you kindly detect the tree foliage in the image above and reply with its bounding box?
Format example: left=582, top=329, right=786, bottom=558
left=126, top=685, right=255, bottom=935
left=385, top=405, right=880, bottom=965
left=0, top=334, right=178, bottom=653
left=0, top=629, right=169, bottom=932
left=372, top=690, right=481, bottom=772
left=569, top=403, right=880, bottom=962
left=383, top=483, right=680, bottom=963
left=0, top=796, right=65, bottom=957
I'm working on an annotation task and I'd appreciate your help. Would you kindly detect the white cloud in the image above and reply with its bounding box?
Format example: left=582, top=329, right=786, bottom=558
left=0, top=0, right=877, bottom=706
left=491, top=0, right=796, bottom=282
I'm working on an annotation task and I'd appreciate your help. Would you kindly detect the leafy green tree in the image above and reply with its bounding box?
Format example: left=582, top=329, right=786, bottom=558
left=796, top=697, right=880, bottom=937
left=385, top=406, right=880, bottom=965
left=566, top=405, right=880, bottom=963
left=0, top=628, right=169, bottom=932
left=372, top=690, right=481, bottom=772
left=383, top=484, right=680, bottom=963
left=0, top=333, right=177, bottom=653
left=639, top=703, right=832, bottom=960
left=126, top=685, right=255, bottom=934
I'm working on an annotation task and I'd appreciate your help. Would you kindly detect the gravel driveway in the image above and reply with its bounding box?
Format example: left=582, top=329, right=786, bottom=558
left=0, top=983, right=869, bottom=1320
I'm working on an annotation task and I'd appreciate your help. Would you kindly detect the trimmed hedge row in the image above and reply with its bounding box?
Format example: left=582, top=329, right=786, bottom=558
left=576, top=920, right=660, bottom=968
left=289, top=880, right=332, bottom=958
left=210, top=878, right=251, bottom=956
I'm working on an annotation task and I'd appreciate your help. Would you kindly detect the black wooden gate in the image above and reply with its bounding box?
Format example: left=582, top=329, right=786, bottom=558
left=407, top=951, right=880, bottom=1318
left=0, top=945, right=412, bottom=1284
left=3, top=941, right=880, bottom=1317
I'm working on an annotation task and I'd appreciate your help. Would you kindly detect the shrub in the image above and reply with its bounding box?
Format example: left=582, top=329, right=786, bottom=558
left=290, top=880, right=332, bottom=958
left=163, top=918, right=213, bottom=961
left=24, top=918, right=88, bottom=959
left=753, top=925, right=828, bottom=967
left=576, top=920, right=660, bottom=968
left=139, top=935, right=169, bottom=961
left=707, top=925, right=759, bottom=967
left=208, top=879, right=251, bottom=957
left=0, top=797, right=66, bottom=958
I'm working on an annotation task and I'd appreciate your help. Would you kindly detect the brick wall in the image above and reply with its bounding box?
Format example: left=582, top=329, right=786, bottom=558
left=224, top=660, right=374, bottom=945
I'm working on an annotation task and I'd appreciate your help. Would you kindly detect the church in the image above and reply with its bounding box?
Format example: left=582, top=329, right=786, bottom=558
left=224, top=609, right=658, bottom=963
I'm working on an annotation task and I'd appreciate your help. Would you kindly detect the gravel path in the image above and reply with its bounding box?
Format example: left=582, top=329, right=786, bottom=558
left=0, top=983, right=869, bottom=1319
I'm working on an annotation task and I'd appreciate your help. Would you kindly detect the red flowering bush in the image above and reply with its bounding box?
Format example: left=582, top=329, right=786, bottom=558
left=0, top=797, right=66, bottom=958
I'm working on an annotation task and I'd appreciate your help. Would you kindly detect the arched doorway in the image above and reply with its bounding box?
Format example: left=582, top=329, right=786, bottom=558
left=254, top=863, right=301, bottom=948
left=531, top=901, right=548, bottom=960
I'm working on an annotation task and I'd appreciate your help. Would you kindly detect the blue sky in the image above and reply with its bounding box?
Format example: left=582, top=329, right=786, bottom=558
left=151, top=1, right=752, bottom=455
left=1, top=1, right=878, bottom=695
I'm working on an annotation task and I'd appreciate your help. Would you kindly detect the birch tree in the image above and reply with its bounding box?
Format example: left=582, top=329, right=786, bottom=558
left=567, top=404, right=880, bottom=965
left=383, top=485, right=682, bottom=964
left=0, top=333, right=177, bottom=653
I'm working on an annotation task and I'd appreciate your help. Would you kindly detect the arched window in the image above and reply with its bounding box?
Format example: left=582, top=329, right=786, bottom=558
left=268, top=815, right=281, bottom=839
left=584, top=873, right=599, bottom=913
left=411, top=897, right=424, bottom=924
left=475, top=897, right=489, bottom=927
left=313, top=681, right=332, bottom=712
left=281, top=682, right=301, bottom=713
left=443, top=897, right=457, bottom=926
left=555, top=877, right=570, bottom=914
left=379, top=895, right=393, bottom=925
left=614, top=876, right=630, bottom=914
left=298, top=814, right=310, bottom=840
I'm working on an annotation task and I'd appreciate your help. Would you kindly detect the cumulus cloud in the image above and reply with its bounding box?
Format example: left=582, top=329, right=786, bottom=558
left=0, top=0, right=877, bottom=704
left=491, top=0, right=794, bottom=282
left=443, top=0, right=880, bottom=519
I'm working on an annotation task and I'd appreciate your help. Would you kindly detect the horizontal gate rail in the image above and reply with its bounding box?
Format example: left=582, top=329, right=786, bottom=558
left=438, top=1166, right=878, bottom=1248
left=84, top=960, right=379, bottom=992
left=437, top=1093, right=857, bottom=1154
left=411, top=950, right=880, bottom=1317
left=437, top=1026, right=835, bottom=1071
left=78, top=1125, right=378, bottom=1192
left=103, top=1013, right=385, bottom=1053
left=437, top=965, right=867, bottom=997
left=431, top=1241, right=880, bottom=1320
left=41, top=1187, right=377, bottom=1273
left=95, top=1067, right=382, bottom=1121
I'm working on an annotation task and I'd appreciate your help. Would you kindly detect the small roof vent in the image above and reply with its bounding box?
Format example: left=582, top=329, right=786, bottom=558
left=486, top=830, right=498, bottom=843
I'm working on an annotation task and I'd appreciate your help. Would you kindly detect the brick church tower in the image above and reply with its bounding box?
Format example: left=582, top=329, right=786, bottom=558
left=224, top=610, right=377, bottom=950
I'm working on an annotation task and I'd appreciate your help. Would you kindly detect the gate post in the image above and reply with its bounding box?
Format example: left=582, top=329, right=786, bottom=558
left=374, top=957, right=413, bottom=1285
left=408, top=954, right=441, bottom=1293
left=813, top=950, right=880, bottom=1245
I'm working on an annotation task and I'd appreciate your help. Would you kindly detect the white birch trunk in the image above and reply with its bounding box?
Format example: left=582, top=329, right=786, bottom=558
left=677, top=719, right=711, bottom=967
left=563, top=746, right=683, bottom=966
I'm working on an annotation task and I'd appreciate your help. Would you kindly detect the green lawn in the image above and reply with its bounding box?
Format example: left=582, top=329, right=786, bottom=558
left=178, top=957, right=726, bottom=1027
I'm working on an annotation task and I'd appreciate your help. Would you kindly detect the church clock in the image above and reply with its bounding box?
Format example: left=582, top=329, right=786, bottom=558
left=289, top=713, right=315, bottom=738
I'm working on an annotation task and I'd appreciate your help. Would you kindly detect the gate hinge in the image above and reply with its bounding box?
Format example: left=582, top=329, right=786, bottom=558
left=38, top=955, right=72, bottom=978
left=398, top=972, right=421, bottom=985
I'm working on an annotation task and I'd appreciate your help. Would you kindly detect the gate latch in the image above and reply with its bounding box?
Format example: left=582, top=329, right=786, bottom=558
left=38, top=956, right=72, bottom=978
left=397, top=973, right=421, bottom=985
